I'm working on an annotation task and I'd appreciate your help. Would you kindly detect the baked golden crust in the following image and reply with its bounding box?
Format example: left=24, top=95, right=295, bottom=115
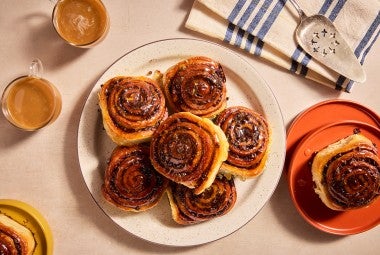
left=102, top=144, right=169, bottom=212
left=162, top=56, right=227, bottom=118
left=98, top=76, right=168, bottom=145
left=150, top=112, right=229, bottom=195
left=215, top=106, right=270, bottom=179
left=0, top=214, right=35, bottom=255
left=311, top=133, right=380, bottom=211
left=167, top=175, right=237, bottom=225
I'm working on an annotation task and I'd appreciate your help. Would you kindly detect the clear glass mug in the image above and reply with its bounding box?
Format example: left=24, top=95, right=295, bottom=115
left=1, top=59, right=62, bottom=131
left=51, top=0, right=110, bottom=48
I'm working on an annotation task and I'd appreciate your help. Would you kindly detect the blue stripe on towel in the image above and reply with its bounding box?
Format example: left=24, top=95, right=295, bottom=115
left=257, top=0, right=286, bottom=39
left=328, top=0, right=346, bottom=21
left=235, top=28, right=246, bottom=46
left=228, top=0, right=248, bottom=22
left=342, top=12, right=379, bottom=92
left=245, top=33, right=256, bottom=51
left=237, top=1, right=260, bottom=28
left=224, top=23, right=236, bottom=42
left=335, top=75, right=347, bottom=90
left=290, top=60, right=299, bottom=73
left=360, top=26, right=379, bottom=64
left=246, top=0, right=273, bottom=34
left=319, top=0, right=333, bottom=15
left=254, top=0, right=286, bottom=55
left=345, top=80, right=355, bottom=92
left=290, top=46, right=303, bottom=73
left=300, top=53, right=311, bottom=75
left=255, top=40, right=265, bottom=55
left=355, top=13, right=380, bottom=59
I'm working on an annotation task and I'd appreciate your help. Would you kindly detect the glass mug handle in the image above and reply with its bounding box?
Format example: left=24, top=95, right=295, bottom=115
left=29, top=58, right=44, bottom=79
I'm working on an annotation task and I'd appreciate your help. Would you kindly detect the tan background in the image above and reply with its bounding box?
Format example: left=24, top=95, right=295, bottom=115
left=0, top=0, right=378, bottom=254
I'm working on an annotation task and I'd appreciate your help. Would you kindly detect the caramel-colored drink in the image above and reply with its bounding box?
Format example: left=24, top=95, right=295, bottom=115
left=2, top=77, right=61, bottom=130
left=53, top=0, right=109, bottom=47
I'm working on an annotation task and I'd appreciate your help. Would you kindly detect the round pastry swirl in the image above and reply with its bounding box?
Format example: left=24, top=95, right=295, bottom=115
left=215, top=106, right=270, bottom=178
left=322, top=143, right=380, bottom=209
left=150, top=112, right=229, bottom=195
left=0, top=214, right=35, bottom=255
left=98, top=76, right=167, bottom=145
left=102, top=144, right=169, bottom=212
left=167, top=175, right=237, bottom=225
left=0, top=230, right=25, bottom=255
left=163, top=56, right=227, bottom=118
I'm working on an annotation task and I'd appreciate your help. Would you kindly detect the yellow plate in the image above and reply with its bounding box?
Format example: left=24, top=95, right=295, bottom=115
left=0, top=199, right=53, bottom=255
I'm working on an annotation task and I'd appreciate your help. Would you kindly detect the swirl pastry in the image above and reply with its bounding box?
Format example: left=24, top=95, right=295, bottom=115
left=98, top=76, right=168, bottom=145
left=162, top=56, right=227, bottom=118
left=150, top=111, right=229, bottom=195
left=167, top=175, right=237, bottom=225
left=0, top=213, right=36, bottom=255
left=215, top=106, right=270, bottom=179
left=102, top=144, right=169, bottom=212
left=312, top=133, right=380, bottom=211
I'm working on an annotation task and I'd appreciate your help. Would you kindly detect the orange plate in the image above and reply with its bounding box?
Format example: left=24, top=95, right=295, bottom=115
left=286, top=99, right=380, bottom=171
left=288, top=120, right=380, bottom=235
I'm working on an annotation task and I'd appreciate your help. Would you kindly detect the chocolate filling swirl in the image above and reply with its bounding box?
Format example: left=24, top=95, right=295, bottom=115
left=323, top=144, right=380, bottom=209
left=150, top=112, right=226, bottom=193
left=0, top=230, right=23, bottom=255
left=102, top=144, right=168, bottom=212
left=164, top=56, right=227, bottom=117
left=215, top=106, right=269, bottom=169
left=169, top=175, right=236, bottom=225
left=102, top=76, right=167, bottom=132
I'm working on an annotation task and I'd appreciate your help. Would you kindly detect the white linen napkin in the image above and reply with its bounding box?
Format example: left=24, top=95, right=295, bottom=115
left=185, top=0, right=380, bottom=92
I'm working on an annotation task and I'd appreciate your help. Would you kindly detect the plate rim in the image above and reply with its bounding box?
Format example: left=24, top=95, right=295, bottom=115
left=287, top=120, right=380, bottom=235
left=286, top=99, right=380, bottom=151
left=76, top=38, right=286, bottom=246
left=0, top=199, right=54, bottom=255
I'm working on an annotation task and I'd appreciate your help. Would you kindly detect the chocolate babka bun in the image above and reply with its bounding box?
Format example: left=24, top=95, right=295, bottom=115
left=312, top=133, right=380, bottom=211
left=0, top=214, right=35, bottom=255
left=215, top=106, right=270, bottom=179
left=150, top=111, right=229, bottom=195
left=167, top=175, right=237, bottom=225
left=162, top=56, right=227, bottom=118
left=98, top=76, right=167, bottom=145
left=102, top=144, right=169, bottom=212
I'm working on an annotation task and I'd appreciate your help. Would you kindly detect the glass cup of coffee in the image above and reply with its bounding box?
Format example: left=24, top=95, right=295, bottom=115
left=51, top=0, right=110, bottom=48
left=1, top=59, right=62, bottom=131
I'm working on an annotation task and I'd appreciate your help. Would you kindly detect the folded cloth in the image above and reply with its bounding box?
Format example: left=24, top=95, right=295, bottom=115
left=186, top=0, right=380, bottom=92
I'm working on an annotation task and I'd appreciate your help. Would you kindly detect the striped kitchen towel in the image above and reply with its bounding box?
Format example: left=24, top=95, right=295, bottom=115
left=185, top=0, right=380, bottom=92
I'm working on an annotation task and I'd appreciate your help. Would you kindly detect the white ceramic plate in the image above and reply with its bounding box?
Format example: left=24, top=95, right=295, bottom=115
left=77, top=38, right=285, bottom=246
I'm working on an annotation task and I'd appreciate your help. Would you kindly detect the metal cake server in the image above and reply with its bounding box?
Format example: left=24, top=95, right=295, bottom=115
left=288, top=0, right=366, bottom=82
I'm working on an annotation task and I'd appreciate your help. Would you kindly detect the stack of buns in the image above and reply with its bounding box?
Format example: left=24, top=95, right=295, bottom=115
left=98, top=56, right=270, bottom=224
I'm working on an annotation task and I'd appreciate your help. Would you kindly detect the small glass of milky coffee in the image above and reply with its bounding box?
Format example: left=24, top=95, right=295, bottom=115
left=51, top=0, right=110, bottom=48
left=1, top=59, right=62, bottom=131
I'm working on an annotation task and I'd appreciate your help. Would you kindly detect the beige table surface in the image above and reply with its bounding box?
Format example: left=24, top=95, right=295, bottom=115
left=0, top=0, right=379, bottom=254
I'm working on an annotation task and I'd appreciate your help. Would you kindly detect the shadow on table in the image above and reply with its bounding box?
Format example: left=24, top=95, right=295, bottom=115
left=17, top=12, right=88, bottom=70
left=0, top=113, right=35, bottom=147
left=269, top=173, right=344, bottom=243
